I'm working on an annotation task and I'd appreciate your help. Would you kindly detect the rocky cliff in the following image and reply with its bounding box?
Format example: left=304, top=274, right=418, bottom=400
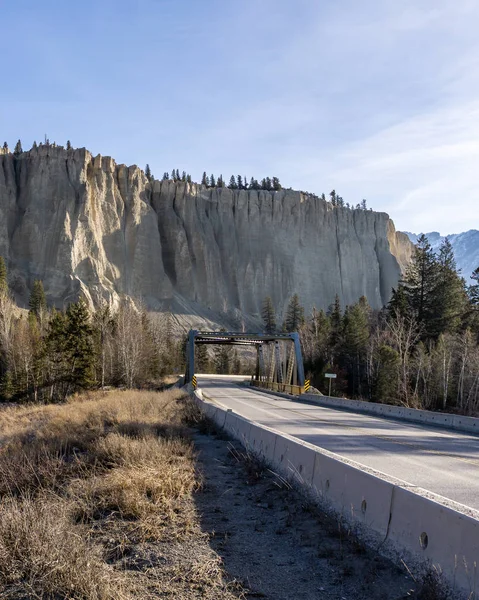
left=0, top=145, right=413, bottom=326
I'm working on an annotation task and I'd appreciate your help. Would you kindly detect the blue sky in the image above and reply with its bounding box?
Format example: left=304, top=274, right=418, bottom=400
left=1, top=0, right=478, bottom=234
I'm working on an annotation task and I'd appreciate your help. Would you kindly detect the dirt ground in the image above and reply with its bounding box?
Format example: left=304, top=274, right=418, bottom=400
left=193, top=430, right=428, bottom=600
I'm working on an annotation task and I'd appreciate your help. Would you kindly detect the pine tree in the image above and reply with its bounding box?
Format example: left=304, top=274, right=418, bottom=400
left=171, top=169, right=177, bottom=181
left=66, top=140, right=72, bottom=150
left=163, top=172, right=169, bottom=180
left=249, top=177, right=256, bottom=190
left=0, top=256, right=7, bottom=296
left=388, top=285, right=409, bottom=319
left=228, top=175, right=238, bottom=189
left=264, top=177, right=272, bottom=191
left=237, top=175, right=243, bottom=190
left=403, top=234, right=439, bottom=337
left=272, top=177, right=281, bottom=191
left=284, top=294, right=305, bottom=332
left=432, top=238, right=467, bottom=336
left=180, top=171, right=186, bottom=182
left=65, top=299, right=94, bottom=389
left=217, top=175, right=224, bottom=188
left=29, top=280, right=47, bottom=317
left=32, top=141, right=38, bottom=149
left=210, top=174, right=216, bottom=187
left=2, top=142, right=8, bottom=153
left=14, top=140, right=22, bottom=155
left=243, top=176, right=248, bottom=190
left=145, top=164, right=152, bottom=180
left=262, top=297, right=276, bottom=334
left=201, top=172, right=208, bottom=187
left=186, top=174, right=192, bottom=184
left=330, top=190, right=337, bottom=206
left=342, top=299, right=370, bottom=396
left=361, top=199, right=367, bottom=210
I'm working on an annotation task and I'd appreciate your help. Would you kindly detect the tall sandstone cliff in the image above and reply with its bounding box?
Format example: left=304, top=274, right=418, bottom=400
left=0, top=146, right=413, bottom=325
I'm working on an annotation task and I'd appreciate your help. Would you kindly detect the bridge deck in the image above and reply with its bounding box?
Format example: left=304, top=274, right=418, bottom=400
left=197, top=375, right=479, bottom=511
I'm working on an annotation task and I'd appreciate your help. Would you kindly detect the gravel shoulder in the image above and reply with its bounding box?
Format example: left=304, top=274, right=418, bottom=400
left=193, top=430, right=420, bottom=600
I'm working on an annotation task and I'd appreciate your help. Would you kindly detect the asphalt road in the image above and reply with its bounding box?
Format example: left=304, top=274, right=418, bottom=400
left=197, top=375, right=479, bottom=511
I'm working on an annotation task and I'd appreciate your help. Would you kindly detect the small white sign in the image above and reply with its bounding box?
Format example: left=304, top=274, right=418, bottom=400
left=325, top=373, right=337, bottom=379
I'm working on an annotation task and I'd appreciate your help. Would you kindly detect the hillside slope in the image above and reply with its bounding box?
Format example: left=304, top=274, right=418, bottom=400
left=0, top=145, right=412, bottom=324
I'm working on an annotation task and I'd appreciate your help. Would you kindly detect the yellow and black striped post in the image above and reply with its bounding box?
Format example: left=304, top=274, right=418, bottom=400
left=304, top=379, right=310, bottom=392
left=192, top=375, right=197, bottom=389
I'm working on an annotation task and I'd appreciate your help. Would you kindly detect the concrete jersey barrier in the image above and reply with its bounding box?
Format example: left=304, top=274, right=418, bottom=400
left=193, top=390, right=479, bottom=597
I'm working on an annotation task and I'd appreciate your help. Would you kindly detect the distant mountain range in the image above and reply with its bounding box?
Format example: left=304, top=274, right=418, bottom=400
left=404, top=231, right=479, bottom=282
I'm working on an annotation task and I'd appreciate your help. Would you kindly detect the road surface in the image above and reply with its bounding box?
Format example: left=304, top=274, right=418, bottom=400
left=197, top=375, right=479, bottom=510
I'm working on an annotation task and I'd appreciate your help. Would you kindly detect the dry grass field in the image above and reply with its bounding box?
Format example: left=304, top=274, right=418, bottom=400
left=0, top=389, right=241, bottom=599
left=0, top=390, right=452, bottom=600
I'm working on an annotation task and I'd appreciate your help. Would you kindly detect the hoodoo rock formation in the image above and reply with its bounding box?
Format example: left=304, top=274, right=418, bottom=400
left=0, top=145, right=413, bottom=325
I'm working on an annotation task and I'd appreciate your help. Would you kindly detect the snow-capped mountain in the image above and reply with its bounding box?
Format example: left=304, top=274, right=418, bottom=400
left=404, top=231, right=479, bottom=281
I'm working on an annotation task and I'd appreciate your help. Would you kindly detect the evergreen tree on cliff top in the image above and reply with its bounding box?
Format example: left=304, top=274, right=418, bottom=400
left=262, top=297, right=276, bottom=334
left=272, top=177, right=282, bottom=191
left=228, top=175, right=238, bottom=189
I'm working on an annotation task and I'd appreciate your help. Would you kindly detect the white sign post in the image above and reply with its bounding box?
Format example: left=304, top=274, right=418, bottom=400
left=324, top=373, right=337, bottom=397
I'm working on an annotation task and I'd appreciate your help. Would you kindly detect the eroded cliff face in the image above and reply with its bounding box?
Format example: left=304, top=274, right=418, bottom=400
left=0, top=146, right=412, bottom=324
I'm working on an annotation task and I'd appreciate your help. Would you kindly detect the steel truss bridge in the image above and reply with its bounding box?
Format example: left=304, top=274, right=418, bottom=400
left=184, top=330, right=308, bottom=394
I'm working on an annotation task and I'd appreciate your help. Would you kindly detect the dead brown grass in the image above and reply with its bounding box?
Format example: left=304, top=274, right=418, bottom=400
left=0, top=494, right=131, bottom=600
left=0, top=389, right=237, bottom=599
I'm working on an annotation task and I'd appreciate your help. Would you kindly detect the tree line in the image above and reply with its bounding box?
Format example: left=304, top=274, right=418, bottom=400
left=263, top=237, right=479, bottom=414
left=158, top=170, right=283, bottom=192
left=0, top=257, right=255, bottom=403
left=2, top=140, right=370, bottom=210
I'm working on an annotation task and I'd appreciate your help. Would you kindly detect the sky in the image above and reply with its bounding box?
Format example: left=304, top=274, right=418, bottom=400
left=1, top=0, right=478, bottom=234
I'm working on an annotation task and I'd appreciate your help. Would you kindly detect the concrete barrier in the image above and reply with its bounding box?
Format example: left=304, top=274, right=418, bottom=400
left=272, top=433, right=317, bottom=486
left=312, top=451, right=395, bottom=538
left=194, top=390, right=479, bottom=596
left=388, top=487, right=479, bottom=589
left=248, top=422, right=278, bottom=464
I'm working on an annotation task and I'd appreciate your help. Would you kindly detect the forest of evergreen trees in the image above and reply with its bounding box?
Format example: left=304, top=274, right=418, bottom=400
left=265, top=235, right=479, bottom=414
